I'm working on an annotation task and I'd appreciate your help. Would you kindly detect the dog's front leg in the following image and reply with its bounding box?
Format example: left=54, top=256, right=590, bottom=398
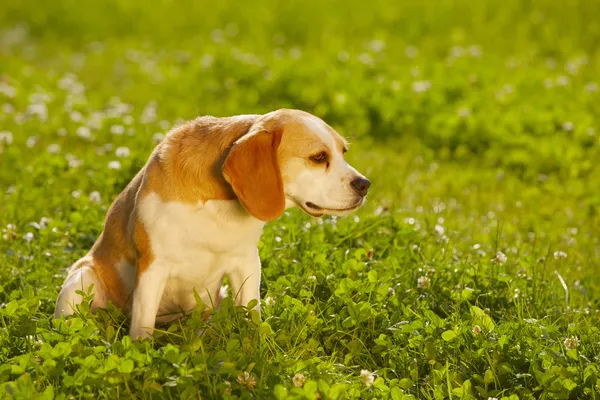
left=130, top=263, right=167, bottom=339
left=228, top=251, right=261, bottom=317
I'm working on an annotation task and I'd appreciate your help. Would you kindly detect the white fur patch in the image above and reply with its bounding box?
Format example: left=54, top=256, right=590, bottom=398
left=135, top=194, right=265, bottom=322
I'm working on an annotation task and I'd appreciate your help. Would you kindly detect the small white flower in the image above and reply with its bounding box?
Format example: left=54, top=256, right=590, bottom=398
left=293, top=373, right=306, bottom=388
left=66, top=154, right=82, bottom=168
left=47, top=144, right=61, bottom=154
left=412, top=80, right=431, bottom=93
left=472, top=325, right=482, bottom=335
left=357, top=53, right=374, bottom=66
left=434, top=224, right=445, bottom=235
left=563, top=336, right=579, bottom=350
left=405, top=45, right=418, bottom=58
left=88, top=191, right=101, bottom=203
left=264, top=296, right=275, bottom=306
left=468, top=45, right=482, bottom=58
left=487, top=397, right=499, bottom=400
left=585, top=82, right=598, bottom=93
left=152, top=132, right=165, bottom=142
left=360, top=370, right=375, bottom=387
left=556, top=75, right=570, bottom=86
left=108, top=160, right=121, bottom=170
left=417, top=276, right=430, bottom=289
left=236, top=371, right=256, bottom=389
left=0, top=82, right=16, bottom=98
left=562, top=122, right=574, bottom=132
left=71, top=190, right=81, bottom=199
left=492, top=251, right=507, bottom=264
left=115, top=146, right=130, bottom=158
left=457, top=107, right=471, bottom=118
left=2, top=103, right=15, bottom=114
left=24, top=232, right=34, bottom=243
left=110, top=125, right=125, bottom=135
left=0, top=131, right=13, bottom=145
left=70, top=111, right=83, bottom=122
left=554, top=250, right=568, bottom=260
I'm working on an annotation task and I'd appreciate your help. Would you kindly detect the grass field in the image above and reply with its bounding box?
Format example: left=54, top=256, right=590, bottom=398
left=1, top=0, right=600, bottom=398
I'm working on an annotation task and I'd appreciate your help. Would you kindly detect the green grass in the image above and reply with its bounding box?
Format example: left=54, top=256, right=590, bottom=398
left=1, top=0, right=600, bottom=398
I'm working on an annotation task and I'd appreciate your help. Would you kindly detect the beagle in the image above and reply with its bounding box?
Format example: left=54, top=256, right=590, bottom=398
left=54, top=109, right=370, bottom=339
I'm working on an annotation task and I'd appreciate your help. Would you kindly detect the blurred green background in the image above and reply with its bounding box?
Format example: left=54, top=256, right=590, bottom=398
left=2, top=0, right=599, bottom=184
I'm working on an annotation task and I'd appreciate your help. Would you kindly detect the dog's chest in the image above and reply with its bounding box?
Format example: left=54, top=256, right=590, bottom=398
left=139, top=193, right=265, bottom=263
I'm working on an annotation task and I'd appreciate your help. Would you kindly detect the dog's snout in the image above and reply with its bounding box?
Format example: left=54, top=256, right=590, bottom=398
left=350, top=177, right=371, bottom=196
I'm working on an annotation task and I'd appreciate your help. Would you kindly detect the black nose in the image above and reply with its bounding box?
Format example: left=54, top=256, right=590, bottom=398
left=350, top=177, right=371, bottom=196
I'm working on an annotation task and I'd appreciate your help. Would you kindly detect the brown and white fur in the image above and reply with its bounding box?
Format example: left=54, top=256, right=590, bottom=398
left=54, top=109, right=370, bottom=339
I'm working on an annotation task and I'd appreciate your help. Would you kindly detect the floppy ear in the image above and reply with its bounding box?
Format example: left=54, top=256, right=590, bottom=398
left=222, top=129, right=285, bottom=221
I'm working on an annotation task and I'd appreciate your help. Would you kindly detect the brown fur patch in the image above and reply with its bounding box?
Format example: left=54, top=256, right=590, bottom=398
left=223, top=128, right=285, bottom=221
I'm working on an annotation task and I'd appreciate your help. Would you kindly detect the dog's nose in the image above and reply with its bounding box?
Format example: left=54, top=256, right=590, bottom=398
left=350, top=177, right=371, bottom=196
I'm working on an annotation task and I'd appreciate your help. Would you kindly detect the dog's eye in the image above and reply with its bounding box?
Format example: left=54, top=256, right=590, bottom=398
left=309, top=152, right=328, bottom=164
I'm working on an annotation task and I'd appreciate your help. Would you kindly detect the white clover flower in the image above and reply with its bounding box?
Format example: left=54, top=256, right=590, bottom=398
left=562, top=122, right=574, bottom=132
left=66, top=154, right=82, bottom=168
left=468, top=45, right=482, bottom=58
left=412, top=80, right=431, bottom=93
left=27, top=103, right=48, bottom=121
left=360, top=370, right=375, bottom=387
left=472, top=325, right=482, bottom=335
left=434, top=224, right=445, bottom=235
left=556, top=75, right=570, bottom=86
left=108, top=160, right=121, bottom=170
left=585, top=82, right=598, bottom=93
left=563, top=336, right=579, bottom=350
left=293, top=373, right=306, bottom=388
left=71, top=190, right=81, bottom=199
left=0, top=82, right=16, bottom=98
left=70, top=111, right=83, bottom=122
left=357, top=52, right=374, bottom=66
left=88, top=191, right=101, bottom=204
left=0, top=131, right=12, bottom=145
left=492, top=251, right=507, bottom=264
left=367, top=39, right=385, bottom=53
left=307, top=275, right=317, bottom=283
left=152, top=132, right=165, bottom=143
left=110, top=125, right=125, bottom=135
left=417, top=276, right=430, bottom=289
left=2, top=103, right=15, bottom=114
left=76, top=126, right=93, bottom=140
left=554, top=251, right=568, bottom=260
left=115, top=146, right=130, bottom=158
left=24, top=232, right=34, bottom=243
left=405, top=45, right=418, bottom=58
left=236, top=371, right=256, bottom=389
left=457, top=107, right=471, bottom=118
left=264, top=296, right=275, bottom=306
left=47, top=144, right=61, bottom=154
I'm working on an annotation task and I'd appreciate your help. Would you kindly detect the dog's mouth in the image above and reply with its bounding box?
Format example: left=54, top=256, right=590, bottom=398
left=301, top=200, right=364, bottom=217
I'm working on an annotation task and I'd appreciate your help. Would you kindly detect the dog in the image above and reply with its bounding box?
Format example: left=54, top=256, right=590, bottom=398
left=54, top=109, right=370, bottom=339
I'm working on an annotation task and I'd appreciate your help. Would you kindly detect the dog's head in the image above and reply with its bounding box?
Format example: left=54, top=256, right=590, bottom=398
left=223, top=109, right=370, bottom=221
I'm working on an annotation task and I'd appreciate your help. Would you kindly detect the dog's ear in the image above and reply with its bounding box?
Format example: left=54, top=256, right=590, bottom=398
left=222, top=128, right=285, bottom=221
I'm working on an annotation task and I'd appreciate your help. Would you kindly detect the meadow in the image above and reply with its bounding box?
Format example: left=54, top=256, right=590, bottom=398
left=1, top=0, right=599, bottom=398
